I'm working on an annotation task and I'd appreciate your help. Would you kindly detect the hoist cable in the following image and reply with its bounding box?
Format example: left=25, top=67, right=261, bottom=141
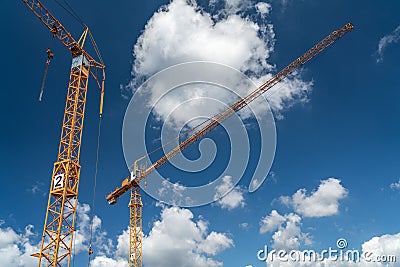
left=87, top=115, right=102, bottom=266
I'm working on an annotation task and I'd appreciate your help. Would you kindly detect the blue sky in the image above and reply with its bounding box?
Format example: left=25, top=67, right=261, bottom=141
left=1, top=0, right=400, bottom=266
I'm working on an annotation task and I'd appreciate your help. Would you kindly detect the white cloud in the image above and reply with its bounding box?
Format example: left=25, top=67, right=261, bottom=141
left=259, top=179, right=348, bottom=252
left=260, top=209, right=286, bottom=234
left=27, top=181, right=45, bottom=196
left=90, top=256, right=127, bottom=267
left=272, top=213, right=312, bottom=251
left=115, top=228, right=129, bottom=259
left=361, top=233, right=400, bottom=267
left=252, top=73, right=313, bottom=120
left=0, top=227, right=19, bottom=247
left=82, top=205, right=232, bottom=267
left=259, top=210, right=312, bottom=251
left=214, top=175, right=245, bottom=210
left=158, top=180, right=187, bottom=206
left=100, top=225, right=400, bottom=267
left=279, top=178, right=348, bottom=218
left=198, top=231, right=234, bottom=255
left=0, top=224, right=39, bottom=267
left=88, top=227, right=129, bottom=267
left=74, top=203, right=112, bottom=255
left=390, top=178, right=400, bottom=190
left=239, top=222, right=249, bottom=229
left=377, top=25, right=400, bottom=63
left=210, top=0, right=253, bottom=15
left=132, top=0, right=273, bottom=78
left=142, top=206, right=233, bottom=267
left=255, top=2, right=271, bottom=16
left=279, top=195, right=291, bottom=206
left=129, top=0, right=312, bottom=128
left=0, top=205, right=231, bottom=267
left=0, top=202, right=115, bottom=267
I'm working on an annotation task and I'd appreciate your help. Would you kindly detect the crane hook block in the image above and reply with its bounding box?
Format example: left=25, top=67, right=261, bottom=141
left=46, top=48, right=54, bottom=60
left=38, top=48, right=55, bottom=102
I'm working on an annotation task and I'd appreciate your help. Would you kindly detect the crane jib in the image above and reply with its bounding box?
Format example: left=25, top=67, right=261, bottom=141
left=106, top=23, right=354, bottom=205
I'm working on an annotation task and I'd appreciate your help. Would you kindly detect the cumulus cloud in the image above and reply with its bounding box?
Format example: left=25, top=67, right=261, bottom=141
left=114, top=228, right=129, bottom=259
left=210, top=0, right=253, bottom=15
left=271, top=213, right=312, bottom=250
left=255, top=2, right=271, bottom=16
left=198, top=231, right=234, bottom=255
left=390, top=178, right=400, bottom=190
left=251, top=73, right=313, bottom=120
left=377, top=25, right=400, bottom=63
left=90, top=256, right=127, bottom=267
left=260, top=209, right=286, bottom=234
left=142, top=206, right=233, bottom=267
left=279, top=178, right=348, bottom=218
left=132, top=0, right=273, bottom=78
left=0, top=204, right=231, bottom=267
left=74, top=203, right=112, bottom=255
left=257, top=179, right=400, bottom=266
left=0, top=224, right=39, bottom=267
left=128, top=0, right=312, bottom=128
left=361, top=232, right=400, bottom=266
left=90, top=206, right=233, bottom=267
left=214, top=175, right=245, bottom=210
left=0, top=202, right=118, bottom=267
left=0, top=202, right=114, bottom=267
left=259, top=179, right=348, bottom=252
left=259, top=210, right=312, bottom=251
left=157, top=180, right=188, bottom=206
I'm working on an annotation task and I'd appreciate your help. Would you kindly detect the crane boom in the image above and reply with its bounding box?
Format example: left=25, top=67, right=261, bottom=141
left=22, top=0, right=105, bottom=266
left=106, top=22, right=354, bottom=205
left=22, top=0, right=104, bottom=69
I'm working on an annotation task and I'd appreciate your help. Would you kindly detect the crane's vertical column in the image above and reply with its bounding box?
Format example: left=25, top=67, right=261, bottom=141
left=37, top=54, right=90, bottom=267
left=129, top=185, right=143, bottom=267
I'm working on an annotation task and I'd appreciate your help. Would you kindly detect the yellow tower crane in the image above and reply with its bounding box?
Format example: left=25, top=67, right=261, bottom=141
left=22, top=0, right=105, bottom=266
left=106, top=23, right=354, bottom=267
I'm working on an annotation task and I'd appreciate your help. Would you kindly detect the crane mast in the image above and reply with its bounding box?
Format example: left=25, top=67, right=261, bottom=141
left=22, top=0, right=105, bottom=266
left=106, top=23, right=354, bottom=267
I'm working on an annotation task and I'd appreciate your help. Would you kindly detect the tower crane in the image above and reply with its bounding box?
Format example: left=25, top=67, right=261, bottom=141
left=106, top=23, right=354, bottom=267
left=22, top=0, right=105, bottom=266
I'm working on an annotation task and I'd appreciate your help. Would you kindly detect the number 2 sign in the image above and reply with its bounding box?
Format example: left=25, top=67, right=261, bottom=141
left=53, top=174, right=64, bottom=190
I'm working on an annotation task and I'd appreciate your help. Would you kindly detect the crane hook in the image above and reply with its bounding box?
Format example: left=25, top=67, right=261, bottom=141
left=38, top=48, right=54, bottom=102
left=46, top=48, right=54, bottom=60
